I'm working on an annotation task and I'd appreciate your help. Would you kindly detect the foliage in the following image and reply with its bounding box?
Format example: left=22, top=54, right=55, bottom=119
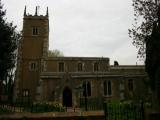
left=0, top=0, right=20, bottom=99
left=129, top=0, right=160, bottom=92
left=48, top=49, right=64, bottom=57
left=128, top=0, right=158, bottom=58
left=0, top=107, right=12, bottom=114
left=0, top=101, right=65, bottom=113
left=30, top=101, right=65, bottom=113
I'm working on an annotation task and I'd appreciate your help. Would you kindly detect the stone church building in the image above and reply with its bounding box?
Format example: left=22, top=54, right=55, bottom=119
left=14, top=7, right=148, bottom=107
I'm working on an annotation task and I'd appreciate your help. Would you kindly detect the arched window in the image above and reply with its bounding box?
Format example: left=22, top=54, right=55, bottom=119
left=104, top=81, right=107, bottom=95
left=82, top=82, right=86, bottom=96
left=94, top=62, right=99, bottom=72
left=104, top=80, right=112, bottom=96
left=128, top=79, right=134, bottom=92
left=108, top=81, right=112, bottom=95
left=87, top=82, right=91, bottom=96
left=58, top=62, right=65, bottom=72
left=78, top=63, right=83, bottom=72
left=82, top=81, right=91, bottom=97
left=32, top=26, right=39, bottom=35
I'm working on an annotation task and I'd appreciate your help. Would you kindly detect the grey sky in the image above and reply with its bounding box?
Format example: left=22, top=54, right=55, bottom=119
left=2, top=0, right=144, bottom=65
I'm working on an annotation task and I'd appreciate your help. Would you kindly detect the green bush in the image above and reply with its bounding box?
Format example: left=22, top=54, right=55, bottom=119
left=0, top=107, right=13, bottom=114
left=30, top=101, right=65, bottom=113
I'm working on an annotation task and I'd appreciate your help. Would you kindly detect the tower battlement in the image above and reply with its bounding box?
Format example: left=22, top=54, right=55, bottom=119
left=24, top=6, right=48, bottom=17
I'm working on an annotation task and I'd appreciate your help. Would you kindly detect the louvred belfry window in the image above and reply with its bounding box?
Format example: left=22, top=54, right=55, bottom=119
left=32, top=26, right=39, bottom=35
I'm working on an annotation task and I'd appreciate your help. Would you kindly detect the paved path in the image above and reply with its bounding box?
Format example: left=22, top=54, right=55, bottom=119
left=0, top=105, right=83, bottom=113
left=65, top=107, right=81, bottom=112
left=0, top=110, right=104, bottom=119
left=0, top=105, right=105, bottom=120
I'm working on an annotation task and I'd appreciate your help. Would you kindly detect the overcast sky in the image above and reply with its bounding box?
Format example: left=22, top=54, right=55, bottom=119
left=2, top=0, right=144, bottom=65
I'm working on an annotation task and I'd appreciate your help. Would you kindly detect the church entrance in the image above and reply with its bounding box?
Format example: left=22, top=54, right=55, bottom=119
left=63, top=87, right=72, bottom=107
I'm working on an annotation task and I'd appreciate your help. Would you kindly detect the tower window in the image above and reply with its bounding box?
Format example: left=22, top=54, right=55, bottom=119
left=31, top=63, right=36, bottom=69
left=32, top=27, right=39, bottom=35
left=23, top=89, right=29, bottom=97
left=58, top=62, right=65, bottom=72
left=29, top=61, right=37, bottom=71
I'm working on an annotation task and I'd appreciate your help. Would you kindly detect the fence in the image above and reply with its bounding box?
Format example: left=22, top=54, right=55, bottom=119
left=80, top=97, right=103, bottom=111
left=104, top=101, right=145, bottom=120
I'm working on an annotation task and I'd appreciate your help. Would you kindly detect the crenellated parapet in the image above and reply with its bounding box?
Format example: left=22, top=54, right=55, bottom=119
left=24, top=6, right=49, bottom=18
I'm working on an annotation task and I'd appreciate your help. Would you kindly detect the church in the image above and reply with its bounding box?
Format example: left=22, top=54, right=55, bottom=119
left=14, top=7, right=148, bottom=107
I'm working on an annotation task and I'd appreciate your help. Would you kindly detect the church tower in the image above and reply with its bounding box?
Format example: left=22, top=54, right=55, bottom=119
left=15, top=6, right=49, bottom=102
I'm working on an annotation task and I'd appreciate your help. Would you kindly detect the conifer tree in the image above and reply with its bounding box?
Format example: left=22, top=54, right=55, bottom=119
left=0, top=0, right=20, bottom=101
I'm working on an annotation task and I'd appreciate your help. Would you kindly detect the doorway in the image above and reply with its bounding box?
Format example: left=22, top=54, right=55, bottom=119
left=63, top=87, right=72, bottom=107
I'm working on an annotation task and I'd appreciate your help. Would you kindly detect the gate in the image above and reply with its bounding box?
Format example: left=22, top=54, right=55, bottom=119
left=104, top=102, right=145, bottom=120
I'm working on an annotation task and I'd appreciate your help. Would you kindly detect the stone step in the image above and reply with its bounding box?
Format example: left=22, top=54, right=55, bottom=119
left=66, top=107, right=81, bottom=112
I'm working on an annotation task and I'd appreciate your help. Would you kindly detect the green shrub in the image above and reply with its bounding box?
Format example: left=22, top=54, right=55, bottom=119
left=0, top=107, right=13, bottom=114
left=30, top=101, right=65, bottom=113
